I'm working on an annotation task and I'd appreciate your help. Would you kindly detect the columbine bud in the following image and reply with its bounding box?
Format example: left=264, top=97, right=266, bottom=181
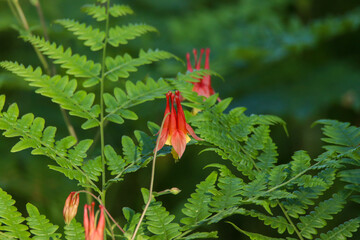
left=63, top=192, right=79, bottom=224
left=170, top=187, right=181, bottom=195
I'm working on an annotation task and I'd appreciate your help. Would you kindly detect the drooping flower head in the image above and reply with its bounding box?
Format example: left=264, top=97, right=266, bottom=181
left=84, top=202, right=105, bottom=240
left=186, top=48, right=218, bottom=99
left=155, top=90, right=202, bottom=159
left=63, top=192, right=79, bottom=224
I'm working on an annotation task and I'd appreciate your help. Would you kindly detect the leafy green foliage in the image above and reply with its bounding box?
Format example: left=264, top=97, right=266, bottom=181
left=0, top=188, right=30, bottom=239
left=0, top=95, right=97, bottom=190
left=105, top=49, right=177, bottom=82
left=316, top=120, right=360, bottom=203
left=56, top=19, right=105, bottom=51
left=0, top=61, right=101, bottom=129
left=64, top=220, right=85, bottom=240
left=108, top=24, right=157, bottom=47
left=26, top=203, right=61, bottom=240
left=297, top=192, right=347, bottom=239
left=103, top=77, right=171, bottom=124
left=181, top=171, right=217, bottom=229
left=143, top=193, right=181, bottom=239
left=82, top=4, right=133, bottom=21
left=317, top=218, right=360, bottom=240
left=23, top=34, right=101, bottom=81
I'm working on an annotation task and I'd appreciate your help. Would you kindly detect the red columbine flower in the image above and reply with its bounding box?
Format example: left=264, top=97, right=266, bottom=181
left=186, top=48, right=219, bottom=100
left=155, top=90, right=201, bottom=159
left=63, top=192, right=79, bottom=224
left=84, top=202, right=105, bottom=240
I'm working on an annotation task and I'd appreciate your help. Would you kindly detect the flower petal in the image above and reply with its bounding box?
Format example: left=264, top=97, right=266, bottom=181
left=186, top=123, right=202, bottom=141
left=171, top=130, right=187, bottom=159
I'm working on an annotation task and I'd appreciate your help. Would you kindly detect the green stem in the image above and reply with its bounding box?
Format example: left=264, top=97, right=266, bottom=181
left=131, top=113, right=170, bottom=240
left=99, top=0, right=111, bottom=204
left=278, top=202, right=304, bottom=240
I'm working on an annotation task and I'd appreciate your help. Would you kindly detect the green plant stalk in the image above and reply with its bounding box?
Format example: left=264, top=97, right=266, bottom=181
left=131, top=112, right=170, bottom=240
left=278, top=201, right=304, bottom=240
left=99, top=0, right=111, bottom=205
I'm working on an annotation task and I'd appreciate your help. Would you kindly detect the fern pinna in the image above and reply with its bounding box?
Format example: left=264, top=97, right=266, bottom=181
left=0, top=0, right=359, bottom=239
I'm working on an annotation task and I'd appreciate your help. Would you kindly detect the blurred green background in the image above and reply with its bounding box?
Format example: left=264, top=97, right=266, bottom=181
left=1, top=0, right=360, bottom=238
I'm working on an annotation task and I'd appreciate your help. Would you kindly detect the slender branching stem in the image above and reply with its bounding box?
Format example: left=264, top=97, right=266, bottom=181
left=77, top=190, right=126, bottom=234
left=99, top=0, right=111, bottom=205
left=131, top=113, right=170, bottom=240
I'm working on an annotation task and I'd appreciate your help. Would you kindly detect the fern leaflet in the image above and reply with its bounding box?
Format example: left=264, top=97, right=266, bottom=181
left=26, top=203, right=61, bottom=240
left=56, top=19, right=105, bottom=51
left=0, top=187, right=30, bottom=239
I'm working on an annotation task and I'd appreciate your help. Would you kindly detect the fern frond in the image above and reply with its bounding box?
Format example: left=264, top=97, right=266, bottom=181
left=104, top=77, right=171, bottom=124
left=245, top=210, right=294, bottom=234
left=104, top=145, right=126, bottom=176
left=0, top=61, right=100, bottom=129
left=26, top=203, right=61, bottom=240
left=82, top=156, right=102, bottom=182
left=82, top=4, right=133, bottom=21
left=297, top=192, right=347, bottom=239
left=64, top=220, right=85, bottom=240
left=109, top=4, right=134, bottom=17
left=315, top=119, right=360, bottom=152
left=316, top=217, right=360, bottom=240
left=56, top=19, right=105, bottom=51
left=208, top=164, right=244, bottom=211
left=227, top=221, right=286, bottom=240
left=0, top=96, right=97, bottom=189
left=108, top=24, right=157, bottom=47
left=105, top=49, right=177, bottom=81
left=143, top=194, right=181, bottom=239
left=0, top=188, right=30, bottom=239
left=181, top=172, right=217, bottom=229
left=23, top=34, right=101, bottom=81
left=282, top=168, right=336, bottom=218
left=179, top=231, right=218, bottom=239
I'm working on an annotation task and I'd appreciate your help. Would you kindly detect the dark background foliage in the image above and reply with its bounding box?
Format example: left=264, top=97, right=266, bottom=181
left=1, top=0, right=360, bottom=238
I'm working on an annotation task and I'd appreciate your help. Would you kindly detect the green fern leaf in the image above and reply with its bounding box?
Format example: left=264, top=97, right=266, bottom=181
left=0, top=97, right=96, bottom=189
left=245, top=210, right=294, bottom=234
left=56, top=19, right=105, bottom=51
left=82, top=4, right=133, bottom=21
left=179, top=231, right=218, bottom=239
left=109, top=4, right=134, bottom=17
left=297, top=192, right=347, bottom=239
left=108, top=24, right=157, bottom=47
left=143, top=193, right=181, bottom=240
left=64, top=219, right=85, bottom=240
left=1, top=61, right=101, bottom=122
left=227, top=221, right=286, bottom=240
left=26, top=203, right=61, bottom=240
left=49, top=166, right=87, bottom=185
left=104, top=145, right=126, bottom=176
left=282, top=168, right=336, bottom=218
left=208, top=164, right=244, bottom=211
left=181, top=171, right=217, bottom=229
left=0, top=188, right=30, bottom=239
left=82, top=156, right=102, bottom=182
left=122, top=136, right=140, bottom=164
left=316, top=218, right=360, bottom=240
left=23, top=34, right=101, bottom=82
left=104, top=77, right=171, bottom=122
left=105, top=49, right=177, bottom=81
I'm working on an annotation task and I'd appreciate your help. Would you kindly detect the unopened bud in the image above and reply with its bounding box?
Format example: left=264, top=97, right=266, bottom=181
left=170, top=187, right=181, bottom=195
left=63, top=192, right=79, bottom=224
